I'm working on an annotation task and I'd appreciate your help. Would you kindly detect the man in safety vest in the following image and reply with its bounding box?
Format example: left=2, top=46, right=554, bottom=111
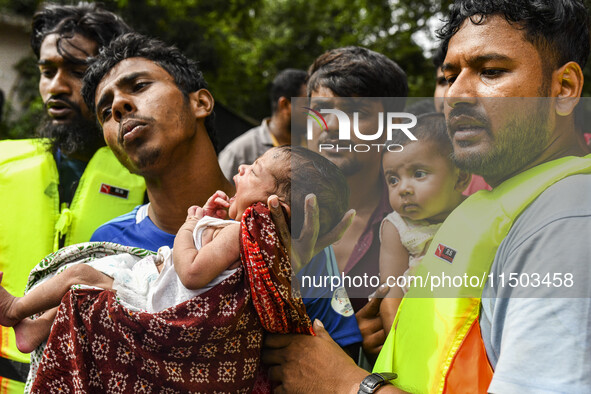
left=262, top=0, right=591, bottom=392
left=0, top=4, right=145, bottom=392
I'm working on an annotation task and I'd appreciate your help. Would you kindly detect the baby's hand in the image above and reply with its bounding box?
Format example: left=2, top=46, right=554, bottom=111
left=186, top=205, right=212, bottom=222
left=180, top=206, right=203, bottom=233
left=186, top=205, right=200, bottom=220
left=202, top=190, right=231, bottom=219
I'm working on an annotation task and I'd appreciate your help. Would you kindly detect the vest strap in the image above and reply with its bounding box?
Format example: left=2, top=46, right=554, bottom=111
left=54, top=206, right=73, bottom=249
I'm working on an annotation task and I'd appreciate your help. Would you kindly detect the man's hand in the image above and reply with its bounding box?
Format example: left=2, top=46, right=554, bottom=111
left=262, top=319, right=369, bottom=394
left=356, top=284, right=389, bottom=361
left=268, top=193, right=355, bottom=272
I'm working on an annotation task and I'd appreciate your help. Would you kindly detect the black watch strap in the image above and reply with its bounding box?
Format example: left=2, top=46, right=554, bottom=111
left=357, top=372, right=398, bottom=393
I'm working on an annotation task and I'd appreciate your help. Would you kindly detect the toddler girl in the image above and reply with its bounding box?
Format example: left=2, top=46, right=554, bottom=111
left=379, top=112, right=470, bottom=335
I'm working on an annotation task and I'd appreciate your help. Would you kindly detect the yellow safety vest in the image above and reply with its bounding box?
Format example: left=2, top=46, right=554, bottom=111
left=374, top=154, right=591, bottom=394
left=0, top=139, right=145, bottom=393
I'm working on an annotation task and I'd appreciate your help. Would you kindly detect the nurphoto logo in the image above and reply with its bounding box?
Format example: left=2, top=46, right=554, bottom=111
left=304, top=106, right=418, bottom=152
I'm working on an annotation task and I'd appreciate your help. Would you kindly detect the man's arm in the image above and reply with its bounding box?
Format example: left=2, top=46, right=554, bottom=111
left=262, top=319, right=407, bottom=394
left=264, top=196, right=408, bottom=393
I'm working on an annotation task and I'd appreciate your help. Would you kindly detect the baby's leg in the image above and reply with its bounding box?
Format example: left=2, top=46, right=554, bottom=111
left=14, top=307, right=58, bottom=354
left=0, top=264, right=114, bottom=327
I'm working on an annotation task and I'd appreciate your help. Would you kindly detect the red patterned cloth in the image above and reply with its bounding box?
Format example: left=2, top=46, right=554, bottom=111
left=240, top=203, right=314, bottom=335
left=30, top=203, right=311, bottom=393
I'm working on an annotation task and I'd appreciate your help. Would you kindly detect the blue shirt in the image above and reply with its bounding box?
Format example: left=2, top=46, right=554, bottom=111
left=298, top=246, right=363, bottom=347
left=91, top=204, right=175, bottom=251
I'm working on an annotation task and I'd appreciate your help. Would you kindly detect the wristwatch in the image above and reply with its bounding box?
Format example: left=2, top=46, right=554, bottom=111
left=357, top=372, right=398, bottom=393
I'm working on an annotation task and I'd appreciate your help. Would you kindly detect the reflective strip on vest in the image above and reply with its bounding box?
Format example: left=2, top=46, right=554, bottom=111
left=374, top=154, right=591, bottom=393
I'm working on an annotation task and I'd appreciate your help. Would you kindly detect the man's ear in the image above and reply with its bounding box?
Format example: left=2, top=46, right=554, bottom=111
left=455, top=169, right=472, bottom=193
left=189, top=89, right=214, bottom=119
left=553, top=61, right=583, bottom=116
left=278, top=96, right=291, bottom=113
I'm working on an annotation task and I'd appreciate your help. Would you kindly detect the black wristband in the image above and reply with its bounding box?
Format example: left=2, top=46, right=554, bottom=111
left=357, top=372, right=398, bottom=394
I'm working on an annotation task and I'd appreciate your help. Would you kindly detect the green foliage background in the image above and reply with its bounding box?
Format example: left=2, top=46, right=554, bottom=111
left=0, top=0, right=453, bottom=139
left=2, top=0, right=590, bottom=139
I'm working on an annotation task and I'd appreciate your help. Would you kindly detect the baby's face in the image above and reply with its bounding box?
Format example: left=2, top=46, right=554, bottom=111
left=229, top=149, right=286, bottom=220
left=382, top=141, right=463, bottom=223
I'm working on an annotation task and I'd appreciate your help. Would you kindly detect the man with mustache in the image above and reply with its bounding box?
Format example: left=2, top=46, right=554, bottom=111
left=85, top=33, right=234, bottom=252
left=262, top=0, right=591, bottom=392
left=0, top=4, right=144, bottom=392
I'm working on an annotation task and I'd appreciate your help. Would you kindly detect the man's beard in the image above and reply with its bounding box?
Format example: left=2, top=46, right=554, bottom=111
left=136, top=147, right=161, bottom=171
left=38, top=113, right=105, bottom=159
left=450, top=100, right=552, bottom=182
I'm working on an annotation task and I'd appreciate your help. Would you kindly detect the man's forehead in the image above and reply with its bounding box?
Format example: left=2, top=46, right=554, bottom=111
left=39, top=33, right=98, bottom=63
left=96, top=58, right=171, bottom=94
left=445, top=14, right=531, bottom=62
left=310, top=85, right=335, bottom=98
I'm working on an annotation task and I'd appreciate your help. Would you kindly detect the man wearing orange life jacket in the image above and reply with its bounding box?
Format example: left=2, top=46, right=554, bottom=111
left=261, top=1, right=591, bottom=392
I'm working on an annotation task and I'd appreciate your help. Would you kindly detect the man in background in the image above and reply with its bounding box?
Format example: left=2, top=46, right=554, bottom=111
left=432, top=46, right=447, bottom=113
left=0, top=4, right=144, bottom=391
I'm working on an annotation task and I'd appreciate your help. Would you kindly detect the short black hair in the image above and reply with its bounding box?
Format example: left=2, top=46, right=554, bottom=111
left=270, top=69, right=307, bottom=113
left=82, top=33, right=217, bottom=149
left=387, top=112, right=452, bottom=156
left=31, top=2, right=131, bottom=63
left=437, top=0, right=590, bottom=70
left=270, top=146, right=349, bottom=239
left=307, top=46, right=408, bottom=109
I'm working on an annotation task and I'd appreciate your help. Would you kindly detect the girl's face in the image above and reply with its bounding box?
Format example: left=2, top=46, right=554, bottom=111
left=382, top=141, right=466, bottom=223
left=229, top=149, right=286, bottom=220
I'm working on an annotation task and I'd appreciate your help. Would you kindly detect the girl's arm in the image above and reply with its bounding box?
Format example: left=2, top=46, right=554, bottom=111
left=173, top=222, right=240, bottom=290
left=378, top=220, right=409, bottom=337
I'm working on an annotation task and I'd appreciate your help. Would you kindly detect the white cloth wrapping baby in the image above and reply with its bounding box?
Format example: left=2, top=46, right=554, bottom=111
left=85, top=216, right=238, bottom=312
